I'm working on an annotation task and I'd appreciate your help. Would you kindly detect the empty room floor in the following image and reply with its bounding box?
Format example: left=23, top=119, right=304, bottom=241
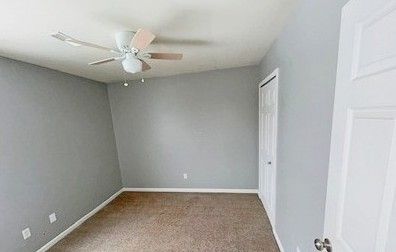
left=49, top=192, right=279, bottom=251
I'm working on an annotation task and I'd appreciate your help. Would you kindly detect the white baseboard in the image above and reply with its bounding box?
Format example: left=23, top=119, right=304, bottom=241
left=273, top=229, right=285, bottom=252
left=36, top=188, right=123, bottom=252
left=258, top=192, right=270, bottom=223
left=123, top=187, right=258, bottom=194
left=258, top=192, right=283, bottom=252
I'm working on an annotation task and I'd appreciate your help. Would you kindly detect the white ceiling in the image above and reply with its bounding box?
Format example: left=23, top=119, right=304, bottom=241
left=0, top=0, right=296, bottom=83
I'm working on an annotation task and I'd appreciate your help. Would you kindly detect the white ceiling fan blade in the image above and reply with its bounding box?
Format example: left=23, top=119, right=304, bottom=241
left=72, top=40, right=119, bottom=53
left=51, top=32, right=120, bottom=54
left=148, top=53, right=183, bottom=60
left=131, top=29, right=155, bottom=50
left=89, top=57, right=121, bottom=65
left=140, top=59, right=151, bottom=71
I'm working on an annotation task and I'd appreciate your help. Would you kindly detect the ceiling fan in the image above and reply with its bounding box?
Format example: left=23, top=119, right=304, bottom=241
left=51, top=29, right=183, bottom=74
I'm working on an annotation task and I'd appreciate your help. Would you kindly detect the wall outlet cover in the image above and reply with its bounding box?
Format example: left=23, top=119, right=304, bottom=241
left=183, top=173, right=188, bottom=179
left=22, top=227, right=31, bottom=240
left=49, top=213, right=57, bottom=223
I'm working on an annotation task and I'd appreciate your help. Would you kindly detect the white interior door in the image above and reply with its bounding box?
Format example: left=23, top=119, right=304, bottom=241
left=321, top=0, right=396, bottom=251
left=259, top=69, right=278, bottom=226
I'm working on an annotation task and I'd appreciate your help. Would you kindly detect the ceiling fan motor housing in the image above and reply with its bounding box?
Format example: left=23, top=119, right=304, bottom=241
left=115, top=31, right=136, bottom=52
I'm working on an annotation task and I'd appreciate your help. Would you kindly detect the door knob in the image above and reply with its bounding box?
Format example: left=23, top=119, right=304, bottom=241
left=314, top=238, right=332, bottom=252
left=267, top=161, right=272, bottom=165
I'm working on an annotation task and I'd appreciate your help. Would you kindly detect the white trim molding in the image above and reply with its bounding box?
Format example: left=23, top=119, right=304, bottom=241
left=273, top=229, right=285, bottom=252
left=123, top=188, right=258, bottom=194
left=258, top=191, right=284, bottom=252
left=36, top=188, right=123, bottom=252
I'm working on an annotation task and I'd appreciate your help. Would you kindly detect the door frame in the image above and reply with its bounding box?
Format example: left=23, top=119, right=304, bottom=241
left=258, top=68, right=279, bottom=227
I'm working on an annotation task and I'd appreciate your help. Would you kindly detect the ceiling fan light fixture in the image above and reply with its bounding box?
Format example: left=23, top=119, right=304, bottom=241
left=122, top=56, right=142, bottom=74
left=52, top=30, right=183, bottom=77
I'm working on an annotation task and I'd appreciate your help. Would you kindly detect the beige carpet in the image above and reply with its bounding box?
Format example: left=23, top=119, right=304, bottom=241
left=49, top=192, right=279, bottom=252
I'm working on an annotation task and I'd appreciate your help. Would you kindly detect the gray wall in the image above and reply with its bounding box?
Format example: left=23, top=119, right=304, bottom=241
left=108, top=66, right=260, bottom=189
left=0, top=57, right=122, bottom=252
left=258, top=0, right=349, bottom=251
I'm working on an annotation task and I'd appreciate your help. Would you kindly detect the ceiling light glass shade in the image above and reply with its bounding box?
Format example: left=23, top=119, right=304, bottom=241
left=122, top=57, right=142, bottom=74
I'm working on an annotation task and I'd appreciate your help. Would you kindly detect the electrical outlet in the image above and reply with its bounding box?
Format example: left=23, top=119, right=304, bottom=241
left=49, top=213, right=57, bottom=224
left=22, top=228, right=31, bottom=240
left=183, top=173, right=188, bottom=179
